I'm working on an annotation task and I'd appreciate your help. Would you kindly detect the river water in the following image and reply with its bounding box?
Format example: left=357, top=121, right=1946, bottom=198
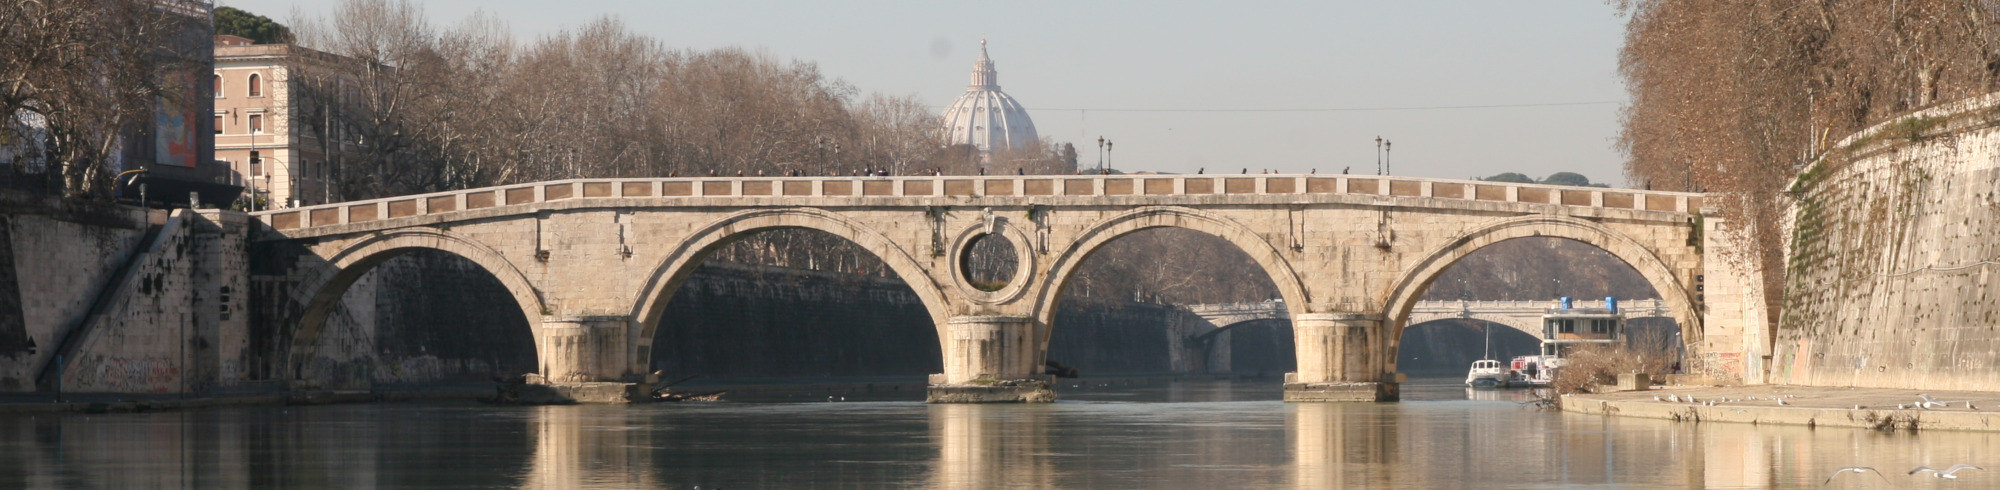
left=2, top=377, right=1995, bottom=488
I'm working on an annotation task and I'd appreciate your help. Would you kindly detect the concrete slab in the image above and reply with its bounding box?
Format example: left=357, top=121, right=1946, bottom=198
left=1284, top=382, right=1398, bottom=402
left=926, top=380, right=1056, bottom=403
left=1565, top=385, right=2000, bottom=432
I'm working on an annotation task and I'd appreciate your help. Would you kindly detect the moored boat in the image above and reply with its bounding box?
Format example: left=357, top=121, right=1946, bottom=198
left=1465, top=359, right=1509, bottom=389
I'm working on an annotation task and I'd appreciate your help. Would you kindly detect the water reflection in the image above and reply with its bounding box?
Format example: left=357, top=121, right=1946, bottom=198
left=929, top=404, right=1052, bottom=488
left=1, top=380, right=1998, bottom=487
left=1289, top=402, right=1396, bottom=487
left=522, top=406, right=660, bottom=487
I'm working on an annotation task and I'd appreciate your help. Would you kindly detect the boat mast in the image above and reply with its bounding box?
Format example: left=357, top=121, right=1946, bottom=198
left=1483, top=323, right=1492, bottom=359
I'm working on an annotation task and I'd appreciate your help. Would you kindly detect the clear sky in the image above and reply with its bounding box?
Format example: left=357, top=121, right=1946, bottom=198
left=220, top=0, right=1637, bottom=185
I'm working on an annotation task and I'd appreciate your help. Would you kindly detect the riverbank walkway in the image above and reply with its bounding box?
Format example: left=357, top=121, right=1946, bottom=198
left=1565, top=385, right=2000, bottom=432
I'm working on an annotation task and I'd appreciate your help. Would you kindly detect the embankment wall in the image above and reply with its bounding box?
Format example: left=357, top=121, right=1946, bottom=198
left=0, top=192, right=153, bottom=392
left=1774, top=93, right=2000, bottom=390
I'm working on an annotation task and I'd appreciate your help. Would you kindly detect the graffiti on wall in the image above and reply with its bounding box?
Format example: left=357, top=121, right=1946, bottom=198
left=75, top=356, right=181, bottom=393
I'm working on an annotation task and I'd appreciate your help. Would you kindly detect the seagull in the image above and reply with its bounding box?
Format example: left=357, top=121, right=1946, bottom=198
left=1777, top=399, right=1789, bottom=406
left=1687, top=396, right=1699, bottom=404
left=1898, top=404, right=1908, bottom=410
left=1854, top=405, right=1864, bottom=410
left=1918, top=394, right=1951, bottom=409
left=1653, top=395, right=1663, bottom=402
left=1970, top=401, right=1980, bottom=410
left=1910, top=464, right=1983, bottom=479
left=1667, top=395, right=1679, bottom=403
left=1824, top=467, right=1888, bottom=485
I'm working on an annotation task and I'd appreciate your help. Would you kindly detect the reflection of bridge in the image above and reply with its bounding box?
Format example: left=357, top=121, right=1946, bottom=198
left=1185, top=299, right=1673, bottom=339
left=251, top=173, right=1714, bottom=402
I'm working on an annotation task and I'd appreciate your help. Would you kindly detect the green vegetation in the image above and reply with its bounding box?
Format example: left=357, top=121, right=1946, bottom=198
left=1539, top=172, right=1592, bottom=187
left=1891, top=115, right=1944, bottom=142
left=215, top=7, right=291, bottom=44
left=1478, top=171, right=1608, bottom=187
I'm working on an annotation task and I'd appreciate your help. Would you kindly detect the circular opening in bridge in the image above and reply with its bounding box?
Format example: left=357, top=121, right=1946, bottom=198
left=960, top=233, right=1019, bottom=292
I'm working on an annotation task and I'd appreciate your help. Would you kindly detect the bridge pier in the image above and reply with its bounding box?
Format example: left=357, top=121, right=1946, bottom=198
left=534, top=316, right=637, bottom=384
left=1286, top=313, right=1397, bottom=402
left=927, top=316, right=1055, bottom=403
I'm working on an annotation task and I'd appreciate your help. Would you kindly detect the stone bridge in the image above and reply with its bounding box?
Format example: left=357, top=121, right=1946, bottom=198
left=1183, top=299, right=1673, bottom=340
left=250, top=173, right=1713, bottom=402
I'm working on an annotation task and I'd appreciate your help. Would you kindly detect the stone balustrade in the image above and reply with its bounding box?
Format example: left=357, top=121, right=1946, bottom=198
left=252, top=174, right=1703, bottom=231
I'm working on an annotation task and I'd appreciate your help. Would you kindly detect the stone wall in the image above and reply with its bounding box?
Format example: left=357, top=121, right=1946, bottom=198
left=647, top=262, right=1234, bottom=379
left=305, top=250, right=537, bottom=389
left=649, top=262, right=942, bottom=378
left=1046, top=301, right=1211, bottom=375
left=0, top=195, right=259, bottom=394
left=1772, top=93, right=2000, bottom=390
left=0, top=191, right=154, bottom=392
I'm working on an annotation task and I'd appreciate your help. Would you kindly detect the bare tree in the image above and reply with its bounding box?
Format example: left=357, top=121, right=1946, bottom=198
left=1613, top=0, right=2000, bottom=319
left=0, top=0, right=208, bottom=197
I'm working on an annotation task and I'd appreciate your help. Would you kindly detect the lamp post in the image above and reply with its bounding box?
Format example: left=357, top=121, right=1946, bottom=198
left=1096, top=136, right=1104, bottom=172
left=1104, top=139, right=1113, bottom=173
left=1374, top=136, right=1383, bottom=175
left=1384, top=139, right=1392, bottom=176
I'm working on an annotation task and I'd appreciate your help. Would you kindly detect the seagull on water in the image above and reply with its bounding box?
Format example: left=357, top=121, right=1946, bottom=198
left=1824, top=467, right=1888, bottom=485
left=1653, top=395, right=1663, bottom=402
left=1777, top=398, right=1789, bottom=406
left=1667, top=394, right=1679, bottom=403
left=1898, top=404, right=1908, bottom=410
left=1910, top=464, right=1983, bottom=479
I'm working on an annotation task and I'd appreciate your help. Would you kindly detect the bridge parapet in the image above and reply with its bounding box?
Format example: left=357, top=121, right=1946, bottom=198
left=251, top=174, right=1703, bottom=233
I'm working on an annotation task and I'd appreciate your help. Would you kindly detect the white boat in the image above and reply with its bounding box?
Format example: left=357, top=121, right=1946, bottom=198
left=1465, top=359, right=1509, bottom=389
left=1506, top=355, right=1559, bottom=387
left=1511, top=297, right=1628, bottom=386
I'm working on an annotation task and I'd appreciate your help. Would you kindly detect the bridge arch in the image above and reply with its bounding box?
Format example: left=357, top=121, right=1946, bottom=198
left=630, top=208, right=953, bottom=351
left=1379, top=215, right=1699, bottom=372
left=288, top=228, right=546, bottom=374
left=1037, top=206, right=1309, bottom=351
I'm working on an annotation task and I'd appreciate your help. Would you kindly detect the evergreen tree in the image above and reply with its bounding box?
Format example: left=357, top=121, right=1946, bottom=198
left=215, top=6, right=290, bottom=44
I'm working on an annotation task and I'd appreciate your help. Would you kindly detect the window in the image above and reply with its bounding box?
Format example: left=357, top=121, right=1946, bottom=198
left=1554, top=319, right=1575, bottom=334
left=248, top=73, right=262, bottom=97
left=213, top=74, right=222, bottom=98
left=249, top=150, right=261, bottom=176
left=248, top=114, right=263, bottom=134
left=213, top=115, right=222, bottom=135
left=1590, top=319, right=1610, bottom=334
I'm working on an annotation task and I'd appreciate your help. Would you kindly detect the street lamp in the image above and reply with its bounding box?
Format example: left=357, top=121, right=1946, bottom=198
left=1384, top=139, right=1392, bottom=175
left=1096, top=136, right=1104, bottom=172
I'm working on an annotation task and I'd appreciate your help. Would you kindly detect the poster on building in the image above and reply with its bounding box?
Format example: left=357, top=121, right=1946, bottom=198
left=152, top=71, right=203, bottom=168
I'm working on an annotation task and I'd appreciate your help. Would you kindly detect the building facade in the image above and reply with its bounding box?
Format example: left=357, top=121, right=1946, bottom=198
left=213, top=34, right=352, bottom=208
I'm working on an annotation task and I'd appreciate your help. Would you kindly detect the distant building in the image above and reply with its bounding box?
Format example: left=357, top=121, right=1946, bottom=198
left=119, top=2, right=237, bottom=208
left=213, top=34, right=357, bottom=208
left=940, top=40, right=1039, bottom=162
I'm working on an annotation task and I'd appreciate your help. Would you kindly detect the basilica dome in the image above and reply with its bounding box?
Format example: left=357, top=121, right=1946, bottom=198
left=941, top=40, right=1038, bottom=157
